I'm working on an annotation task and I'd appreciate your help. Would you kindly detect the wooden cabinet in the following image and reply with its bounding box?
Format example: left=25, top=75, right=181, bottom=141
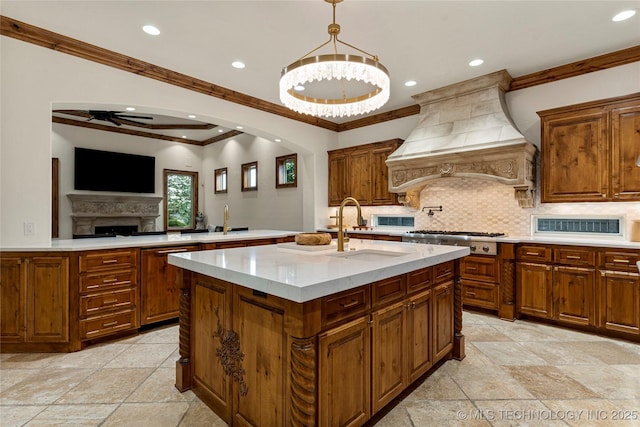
left=598, top=249, right=640, bottom=335
left=0, top=254, right=69, bottom=347
left=461, top=254, right=500, bottom=310
left=140, top=245, right=198, bottom=325
left=538, top=93, right=640, bottom=203
left=433, top=281, right=454, bottom=361
left=517, top=245, right=596, bottom=326
left=78, top=249, right=139, bottom=341
left=328, top=139, right=402, bottom=206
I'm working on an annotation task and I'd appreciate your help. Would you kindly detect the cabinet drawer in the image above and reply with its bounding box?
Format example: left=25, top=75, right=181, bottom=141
left=434, top=261, right=454, bottom=284
left=517, top=245, right=552, bottom=262
left=554, top=247, right=595, bottom=266
left=80, top=288, right=136, bottom=316
left=322, top=286, right=370, bottom=327
left=460, top=255, right=499, bottom=283
left=80, top=250, right=137, bottom=272
left=407, top=266, right=433, bottom=293
left=80, top=269, right=137, bottom=292
left=462, top=280, right=499, bottom=310
left=80, top=310, right=137, bottom=341
left=599, top=250, right=640, bottom=272
left=372, top=275, right=405, bottom=308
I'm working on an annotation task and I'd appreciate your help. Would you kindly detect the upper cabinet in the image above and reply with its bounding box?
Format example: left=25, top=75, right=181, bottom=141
left=328, top=139, right=403, bottom=206
left=538, top=93, right=640, bottom=203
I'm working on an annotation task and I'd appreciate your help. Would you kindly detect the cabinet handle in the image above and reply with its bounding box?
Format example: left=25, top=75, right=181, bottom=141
left=613, top=259, right=630, bottom=264
left=600, top=269, right=639, bottom=278
left=466, top=266, right=477, bottom=271
left=411, top=301, right=416, bottom=309
left=102, top=278, right=118, bottom=283
left=526, top=252, right=540, bottom=256
left=103, top=299, right=118, bottom=305
left=339, top=300, right=359, bottom=308
left=157, top=248, right=189, bottom=254
left=87, top=284, right=100, bottom=289
left=565, top=255, right=581, bottom=260
left=102, top=321, right=118, bottom=327
left=614, top=193, right=620, bottom=198
left=102, top=259, right=118, bottom=264
left=465, top=291, right=477, bottom=297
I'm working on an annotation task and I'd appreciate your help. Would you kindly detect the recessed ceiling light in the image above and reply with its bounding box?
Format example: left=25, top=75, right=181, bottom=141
left=218, top=129, right=224, bottom=133
left=231, top=61, right=246, bottom=69
left=612, top=9, right=637, bottom=21
left=182, top=135, right=187, bottom=139
left=404, top=80, right=417, bottom=87
left=125, top=107, right=136, bottom=111
left=188, top=114, right=196, bottom=119
left=469, top=59, right=484, bottom=67
left=142, top=25, right=160, bottom=36
left=274, top=138, right=281, bottom=143
left=294, top=85, right=305, bottom=91
left=236, top=126, right=244, bottom=130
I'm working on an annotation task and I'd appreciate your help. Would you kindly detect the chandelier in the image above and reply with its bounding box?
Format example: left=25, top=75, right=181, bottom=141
left=279, top=0, right=390, bottom=118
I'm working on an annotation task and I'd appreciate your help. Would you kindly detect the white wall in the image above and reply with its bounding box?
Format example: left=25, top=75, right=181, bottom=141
left=52, top=124, right=204, bottom=238
left=1, top=36, right=333, bottom=246
left=202, top=133, right=305, bottom=231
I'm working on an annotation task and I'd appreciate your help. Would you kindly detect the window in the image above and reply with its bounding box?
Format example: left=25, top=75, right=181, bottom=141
left=241, top=161, right=258, bottom=191
left=276, top=153, right=297, bottom=188
left=164, top=169, right=198, bottom=230
left=215, top=167, right=227, bottom=194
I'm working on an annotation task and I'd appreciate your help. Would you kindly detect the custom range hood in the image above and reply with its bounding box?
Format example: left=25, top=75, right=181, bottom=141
left=386, top=70, right=537, bottom=208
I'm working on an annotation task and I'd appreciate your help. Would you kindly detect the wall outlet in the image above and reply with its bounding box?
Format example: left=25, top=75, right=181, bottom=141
left=24, top=222, right=36, bottom=236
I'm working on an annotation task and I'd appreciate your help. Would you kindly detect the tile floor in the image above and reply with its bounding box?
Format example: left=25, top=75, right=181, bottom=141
left=1, top=311, right=639, bottom=426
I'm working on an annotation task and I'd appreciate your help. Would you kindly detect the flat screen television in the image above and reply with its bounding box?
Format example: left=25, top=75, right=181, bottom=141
left=74, top=147, right=156, bottom=193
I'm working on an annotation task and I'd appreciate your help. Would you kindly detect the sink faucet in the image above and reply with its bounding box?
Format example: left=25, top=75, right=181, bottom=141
left=223, top=204, right=229, bottom=235
left=337, top=197, right=362, bottom=252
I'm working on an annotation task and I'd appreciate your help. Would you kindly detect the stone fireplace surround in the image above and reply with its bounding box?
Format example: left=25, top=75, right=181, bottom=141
left=68, top=193, right=162, bottom=236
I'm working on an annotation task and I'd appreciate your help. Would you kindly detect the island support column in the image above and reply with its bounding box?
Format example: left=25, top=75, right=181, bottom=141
left=453, top=259, right=466, bottom=360
left=175, top=270, right=192, bottom=392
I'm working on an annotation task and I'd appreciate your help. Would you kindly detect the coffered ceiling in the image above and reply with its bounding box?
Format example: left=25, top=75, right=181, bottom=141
left=3, top=1, right=640, bottom=141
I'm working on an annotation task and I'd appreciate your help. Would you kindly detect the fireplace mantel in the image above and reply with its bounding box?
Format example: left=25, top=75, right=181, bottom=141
left=68, top=193, right=162, bottom=235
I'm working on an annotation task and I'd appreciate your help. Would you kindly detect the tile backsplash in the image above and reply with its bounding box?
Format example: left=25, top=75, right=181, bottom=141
left=333, top=177, right=640, bottom=237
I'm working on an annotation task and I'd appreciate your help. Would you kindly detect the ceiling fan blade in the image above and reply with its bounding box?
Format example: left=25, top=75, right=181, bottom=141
left=108, top=118, right=122, bottom=126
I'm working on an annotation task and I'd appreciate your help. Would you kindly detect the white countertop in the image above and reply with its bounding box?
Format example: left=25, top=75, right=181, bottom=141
left=168, top=239, right=470, bottom=303
left=498, top=235, right=640, bottom=249
left=0, top=230, right=297, bottom=252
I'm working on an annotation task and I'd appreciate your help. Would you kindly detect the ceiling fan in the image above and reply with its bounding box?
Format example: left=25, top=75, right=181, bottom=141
left=87, top=110, right=153, bottom=127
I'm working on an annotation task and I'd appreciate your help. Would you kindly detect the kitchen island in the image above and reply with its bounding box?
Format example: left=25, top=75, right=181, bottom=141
left=169, top=239, right=469, bottom=426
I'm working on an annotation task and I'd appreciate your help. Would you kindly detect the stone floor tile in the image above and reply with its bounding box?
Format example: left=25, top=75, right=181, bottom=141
left=101, top=402, right=190, bottom=427
left=404, top=399, right=491, bottom=426
left=0, top=369, right=39, bottom=393
left=24, top=403, right=118, bottom=426
left=517, top=341, right=606, bottom=365
left=406, top=369, right=468, bottom=401
left=126, top=367, right=195, bottom=403
left=0, top=368, right=94, bottom=405
left=137, top=324, right=179, bottom=344
left=473, top=342, right=548, bottom=366
left=503, top=365, right=601, bottom=400
left=473, top=399, right=567, bottom=427
left=0, top=353, right=65, bottom=370
left=557, top=364, right=640, bottom=400
left=562, top=341, right=640, bottom=365
left=179, top=400, right=227, bottom=427
left=369, top=402, right=414, bottom=426
left=103, top=343, right=177, bottom=368
left=161, top=348, right=182, bottom=368
left=46, top=343, right=131, bottom=369
left=0, top=405, right=45, bottom=427
left=461, top=324, right=513, bottom=342
left=55, top=368, right=153, bottom=404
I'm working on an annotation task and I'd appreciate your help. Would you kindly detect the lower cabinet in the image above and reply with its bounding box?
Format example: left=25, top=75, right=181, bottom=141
left=461, top=254, right=500, bottom=311
left=516, top=262, right=553, bottom=318
left=0, top=255, right=70, bottom=347
left=140, top=245, right=198, bottom=325
left=554, top=266, right=595, bottom=326
left=598, top=269, right=640, bottom=335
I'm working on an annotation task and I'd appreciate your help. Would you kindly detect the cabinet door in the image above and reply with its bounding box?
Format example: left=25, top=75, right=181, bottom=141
left=328, top=151, right=349, bottom=206
left=348, top=147, right=372, bottom=204
left=371, top=301, right=406, bottom=414
left=433, top=281, right=453, bottom=362
left=319, top=316, right=370, bottom=427
left=370, top=143, right=397, bottom=205
left=141, top=245, right=197, bottom=325
left=406, top=288, right=433, bottom=383
left=192, top=276, right=232, bottom=423
left=26, top=257, right=69, bottom=343
left=598, top=270, right=640, bottom=335
left=540, top=108, right=609, bottom=202
left=1, top=257, right=26, bottom=343
left=553, top=266, right=595, bottom=326
left=611, top=102, right=640, bottom=201
left=516, top=262, right=553, bottom=318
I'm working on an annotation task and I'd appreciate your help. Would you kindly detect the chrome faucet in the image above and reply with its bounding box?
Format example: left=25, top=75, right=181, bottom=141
left=337, top=197, right=362, bottom=252
left=223, top=204, right=229, bottom=235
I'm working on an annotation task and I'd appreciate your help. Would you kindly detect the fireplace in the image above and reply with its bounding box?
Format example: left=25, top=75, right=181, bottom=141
left=68, top=194, right=162, bottom=236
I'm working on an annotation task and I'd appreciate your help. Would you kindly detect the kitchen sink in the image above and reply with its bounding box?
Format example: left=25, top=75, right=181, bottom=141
left=327, top=249, right=410, bottom=261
